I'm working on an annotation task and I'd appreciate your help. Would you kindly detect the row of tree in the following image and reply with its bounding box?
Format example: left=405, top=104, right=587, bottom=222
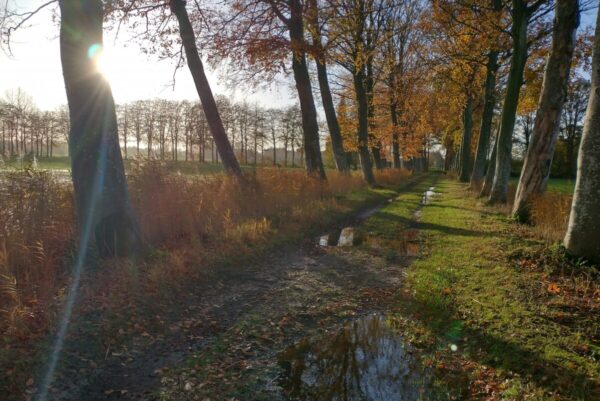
left=2, top=0, right=599, bottom=262
left=0, top=92, right=308, bottom=167
left=428, top=0, right=598, bottom=261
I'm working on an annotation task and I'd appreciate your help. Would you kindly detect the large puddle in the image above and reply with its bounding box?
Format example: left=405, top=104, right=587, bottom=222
left=278, top=314, right=431, bottom=400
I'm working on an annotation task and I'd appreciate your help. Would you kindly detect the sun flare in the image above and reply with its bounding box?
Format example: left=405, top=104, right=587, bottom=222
left=96, top=51, right=119, bottom=85
left=88, top=43, right=117, bottom=84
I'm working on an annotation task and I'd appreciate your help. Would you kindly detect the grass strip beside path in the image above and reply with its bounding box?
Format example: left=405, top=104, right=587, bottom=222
left=392, top=178, right=599, bottom=401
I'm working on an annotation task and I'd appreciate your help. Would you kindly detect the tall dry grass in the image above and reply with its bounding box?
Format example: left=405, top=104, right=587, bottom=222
left=0, top=169, right=74, bottom=338
left=486, top=184, right=572, bottom=242
left=127, top=162, right=366, bottom=247
left=530, top=192, right=573, bottom=242
left=0, top=162, right=409, bottom=339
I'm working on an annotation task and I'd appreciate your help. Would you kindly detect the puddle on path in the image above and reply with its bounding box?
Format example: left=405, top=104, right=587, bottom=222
left=278, top=314, right=431, bottom=401
left=421, top=187, right=439, bottom=205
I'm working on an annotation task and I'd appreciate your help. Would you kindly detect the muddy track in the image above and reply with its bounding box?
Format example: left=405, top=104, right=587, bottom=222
left=43, top=174, right=435, bottom=401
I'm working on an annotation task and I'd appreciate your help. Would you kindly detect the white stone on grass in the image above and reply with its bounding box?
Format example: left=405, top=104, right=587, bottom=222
left=338, top=227, right=355, bottom=247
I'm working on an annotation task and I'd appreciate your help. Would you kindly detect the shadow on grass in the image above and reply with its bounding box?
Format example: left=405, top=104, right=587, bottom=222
left=397, top=290, right=599, bottom=400
left=374, top=211, right=504, bottom=238
left=424, top=202, right=505, bottom=218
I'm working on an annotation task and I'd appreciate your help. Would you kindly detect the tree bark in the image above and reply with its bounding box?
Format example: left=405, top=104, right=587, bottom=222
left=288, top=0, right=326, bottom=180
left=353, top=67, right=376, bottom=185
left=513, top=0, right=580, bottom=221
left=564, top=6, right=600, bottom=263
left=314, top=60, right=348, bottom=172
left=488, top=0, right=530, bottom=203
left=308, top=0, right=348, bottom=173
left=170, top=0, right=242, bottom=179
left=366, top=57, right=383, bottom=170
left=291, top=55, right=326, bottom=178
left=470, top=49, right=499, bottom=189
left=59, top=0, right=139, bottom=257
left=459, top=94, right=474, bottom=182
left=480, top=132, right=499, bottom=197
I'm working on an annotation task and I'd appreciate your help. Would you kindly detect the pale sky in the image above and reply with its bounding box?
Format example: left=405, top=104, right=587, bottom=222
left=1, top=0, right=296, bottom=111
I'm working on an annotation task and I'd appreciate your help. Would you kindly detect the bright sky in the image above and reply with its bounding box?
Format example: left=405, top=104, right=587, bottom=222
left=1, top=1, right=597, bottom=112
left=0, top=0, right=295, bottom=111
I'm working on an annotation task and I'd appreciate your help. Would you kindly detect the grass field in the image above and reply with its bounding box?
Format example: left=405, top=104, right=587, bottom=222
left=0, top=156, right=308, bottom=175
left=509, top=176, right=575, bottom=194
left=1, top=158, right=579, bottom=196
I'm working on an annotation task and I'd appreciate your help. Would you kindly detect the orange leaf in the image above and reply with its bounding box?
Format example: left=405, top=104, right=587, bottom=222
left=547, top=283, right=561, bottom=294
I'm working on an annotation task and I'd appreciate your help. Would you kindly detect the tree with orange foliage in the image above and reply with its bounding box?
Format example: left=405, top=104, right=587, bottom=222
left=207, top=0, right=326, bottom=180
left=423, top=0, right=494, bottom=181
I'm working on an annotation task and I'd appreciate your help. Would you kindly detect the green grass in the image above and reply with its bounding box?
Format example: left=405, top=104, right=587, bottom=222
left=378, top=178, right=598, bottom=400
left=1, top=156, right=71, bottom=170
left=0, top=156, right=313, bottom=176
left=510, top=176, right=575, bottom=194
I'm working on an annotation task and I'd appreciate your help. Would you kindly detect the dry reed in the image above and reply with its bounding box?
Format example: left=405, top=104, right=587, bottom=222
left=0, top=161, right=407, bottom=339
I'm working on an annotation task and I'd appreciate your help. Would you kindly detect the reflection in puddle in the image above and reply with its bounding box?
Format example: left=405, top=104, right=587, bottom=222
left=278, top=315, right=431, bottom=401
left=421, top=187, right=439, bottom=205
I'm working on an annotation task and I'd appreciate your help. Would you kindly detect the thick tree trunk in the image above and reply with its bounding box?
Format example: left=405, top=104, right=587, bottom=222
left=513, top=0, right=579, bottom=221
left=470, top=50, right=499, bottom=189
left=315, top=60, right=348, bottom=172
left=564, top=7, right=600, bottom=263
left=489, top=0, right=530, bottom=203
left=459, top=95, right=474, bottom=182
left=480, top=133, right=499, bottom=197
left=170, top=0, right=242, bottom=179
left=288, top=1, right=326, bottom=180
left=308, top=0, right=348, bottom=173
left=353, top=68, right=376, bottom=185
left=59, top=0, right=139, bottom=257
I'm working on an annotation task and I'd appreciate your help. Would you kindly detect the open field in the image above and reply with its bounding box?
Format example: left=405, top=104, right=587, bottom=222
left=0, top=157, right=305, bottom=175
left=509, top=176, right=576, bottom=195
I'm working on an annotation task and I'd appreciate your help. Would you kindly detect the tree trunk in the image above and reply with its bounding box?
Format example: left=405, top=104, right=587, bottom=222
left=59, top=0, right=139, bottom=257
left=288, top=0, right=326, bottom=180
left=564, top=6, right=600, bottom=263
left=315, top=59, right=348, bottom=173
left=470, top=49, right=499, bottom=189
left=170, top=0, right=242, bottom=179
left=480, top=133, right=499, bottom=197
left=366, top=58, right=383, bottom=170
left=489, top=0, right=530, bottom=203
left=459, top=94, right=474, bottom=182
left=307, top=0, right=348, bottom=173
left=353, top=67, right=376, bottom=185
left=272, top=129, right=277, bottom=165
left=390, top=100, right=401, bottom=168
left=566, top=131, right=577, bottom=179
left=513, top=0, right=580, bottom=221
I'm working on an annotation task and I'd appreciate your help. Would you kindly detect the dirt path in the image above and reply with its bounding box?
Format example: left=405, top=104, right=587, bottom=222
left=44, top=175, right=436, bottom=401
